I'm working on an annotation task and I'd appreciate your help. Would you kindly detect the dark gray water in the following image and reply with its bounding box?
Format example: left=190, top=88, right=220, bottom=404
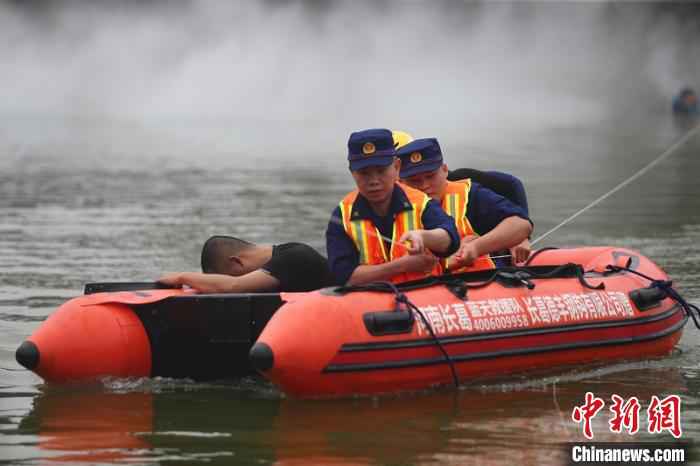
left=2, top=1, right=700, bottom=464
left=1, top=112, right=699, bottom=465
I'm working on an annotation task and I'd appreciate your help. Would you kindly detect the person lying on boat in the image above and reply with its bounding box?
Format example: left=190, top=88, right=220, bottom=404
left=392, top=130, right=531, bottom=262
left=672, top=87, right=698, bottom=114
left=397, top=137, right=532, bottom=271
left=326, top=128, right=461, bottom=286
left=158, top=236, right=335, bottom=292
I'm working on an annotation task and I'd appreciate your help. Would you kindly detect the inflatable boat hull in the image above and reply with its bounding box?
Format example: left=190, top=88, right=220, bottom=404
left=252, top=247, right=686, bottom=398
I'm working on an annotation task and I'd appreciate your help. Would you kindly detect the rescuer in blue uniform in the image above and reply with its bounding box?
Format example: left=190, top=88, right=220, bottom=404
left=325, top=128, right=460, bottom=285
left=397, top=138, right=532, bottom=268
left=393, top=130, right=530, bottom=218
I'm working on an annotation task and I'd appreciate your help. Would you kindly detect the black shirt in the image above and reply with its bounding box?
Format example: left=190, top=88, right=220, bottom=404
left=260, top=243, right=336, bottom=291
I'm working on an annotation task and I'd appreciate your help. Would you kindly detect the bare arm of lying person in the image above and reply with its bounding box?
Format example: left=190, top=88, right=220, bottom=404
left=157, top=271, right=279, bottom=293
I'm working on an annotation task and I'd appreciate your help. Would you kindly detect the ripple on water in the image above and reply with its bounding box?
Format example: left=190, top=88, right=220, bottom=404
left=0, top=295, right=71, bottom=309
left=136, top=431, right=233, bottom=438
left=0, top=313, right=46, bottom=323
left=99, top=376, right=282, bottom=399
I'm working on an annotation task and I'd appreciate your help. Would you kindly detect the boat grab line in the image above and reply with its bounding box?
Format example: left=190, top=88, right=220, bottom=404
left=324, top=316, right=687, bottom=373
left=341, top=304, right=682, bottom=352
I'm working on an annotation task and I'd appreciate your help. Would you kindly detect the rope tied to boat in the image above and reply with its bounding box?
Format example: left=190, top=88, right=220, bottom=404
left=395, top=291, right=461, bottom=390
left=605, top=264, right=700, bottom=330
left=447, top=263, right=604, bottom=292
left=531, top=122, right=700, bottom=246
left=335, top=263, right=604, bottom=296
left=337, top=281, right=460, bottom=389
left=333, top=262, right=616, bottom=389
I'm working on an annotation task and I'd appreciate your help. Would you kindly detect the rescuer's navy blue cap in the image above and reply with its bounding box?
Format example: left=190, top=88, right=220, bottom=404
left=397, top=138, right=444, bottom=178
left=347, top=128, right=397, bottom=171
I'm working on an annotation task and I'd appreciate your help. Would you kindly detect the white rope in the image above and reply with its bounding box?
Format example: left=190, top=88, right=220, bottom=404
left=326, top=209, right=518, bottom=260
left=323, top=210, right=410, bottom=251
left=531, top=122, right=700, bottom=247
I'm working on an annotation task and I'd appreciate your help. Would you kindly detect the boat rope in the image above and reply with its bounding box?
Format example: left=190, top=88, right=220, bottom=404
left=326, top=213, right=413, bottom=252
left=334, top=262, right=614, bottom=389
left=337, top=263, right=604, bottom=295
left=319, top=193, right=516, bottom=263
left=337, top=280, right=460, bottom=389
left=605, top=264, right=700, bottom=330
left=532, top=122, right=700, bottom=247
left=448, top=263, right=603, bottom=292
left=523, top=247, right=559, bottom=265
left=395, top=291, right=461, bottom=389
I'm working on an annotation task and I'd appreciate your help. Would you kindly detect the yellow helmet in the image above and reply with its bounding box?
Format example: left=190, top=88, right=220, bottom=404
left=392, top=130, right=414, bottom=150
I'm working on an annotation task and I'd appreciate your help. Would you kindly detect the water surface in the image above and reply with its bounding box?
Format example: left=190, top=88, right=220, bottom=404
left=1, top=110, right=699, bottom=465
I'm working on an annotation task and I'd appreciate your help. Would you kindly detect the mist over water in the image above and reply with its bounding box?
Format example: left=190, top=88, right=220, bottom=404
left=1, top=1, right=699, bottom=167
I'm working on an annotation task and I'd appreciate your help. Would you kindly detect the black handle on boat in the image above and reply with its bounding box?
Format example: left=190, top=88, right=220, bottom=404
left=629, top=286, right=667, bottom=311
left=363, top=309, right=415, bottom=336
left=83, top=282, right=182, bottom=295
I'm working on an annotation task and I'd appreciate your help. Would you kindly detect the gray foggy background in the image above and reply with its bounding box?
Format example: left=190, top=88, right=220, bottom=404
left=1, top=1, right=698, bottom=169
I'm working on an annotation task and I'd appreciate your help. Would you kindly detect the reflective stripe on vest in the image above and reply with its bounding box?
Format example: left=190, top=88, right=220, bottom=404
left=441, top=180, right=496, bottom=272
left=339, top=184, right=441, bottom=283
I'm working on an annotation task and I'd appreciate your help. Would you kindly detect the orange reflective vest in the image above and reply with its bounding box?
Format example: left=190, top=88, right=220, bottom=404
left=441, top=180, right=496, bottom=273
left=339, top=184, right=442, bottom=284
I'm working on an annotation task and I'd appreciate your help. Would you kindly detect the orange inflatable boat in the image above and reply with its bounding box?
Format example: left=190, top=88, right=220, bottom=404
left=249, top=247, right=698, bottom=398
left=16, top=247, right=698, bottom=395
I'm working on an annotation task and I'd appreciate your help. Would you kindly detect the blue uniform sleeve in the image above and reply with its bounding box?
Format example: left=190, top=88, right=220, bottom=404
left=466, top=182, right=532, bottom=235
left=325, top=206, right=359, bottom=285
left=420, top=199, right=460, bottom=257
left=484, top=171, right=529, bottom=215
left=448, top=168, right=529, bottom=215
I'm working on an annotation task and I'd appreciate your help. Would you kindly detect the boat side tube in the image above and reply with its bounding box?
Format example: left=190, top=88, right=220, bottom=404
left=16, top=289, right=284, bottom=383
